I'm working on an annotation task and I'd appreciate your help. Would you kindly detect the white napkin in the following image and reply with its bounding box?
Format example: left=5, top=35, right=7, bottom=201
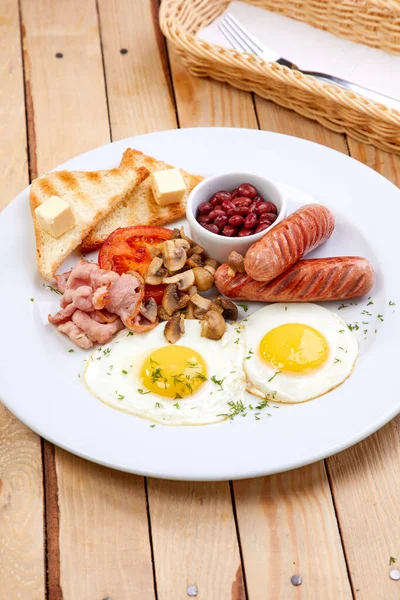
left=197, top=1, right=400, bottom=106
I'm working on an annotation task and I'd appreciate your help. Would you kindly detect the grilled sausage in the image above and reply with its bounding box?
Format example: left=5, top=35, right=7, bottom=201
left=215, top=257, right=374, bottom=302
left=244, top=204, right=335, bottom=282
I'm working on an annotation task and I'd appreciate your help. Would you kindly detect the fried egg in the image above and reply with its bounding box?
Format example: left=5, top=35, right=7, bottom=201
left=242, top=303, right=358, bottom=403
left=83, top=320, right=246, bottom=425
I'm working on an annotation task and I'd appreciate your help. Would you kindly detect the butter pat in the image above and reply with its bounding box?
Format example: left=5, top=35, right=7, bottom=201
left=35, top=195, right=75, bottom=238
left=150, top=169, right=186, bottom=206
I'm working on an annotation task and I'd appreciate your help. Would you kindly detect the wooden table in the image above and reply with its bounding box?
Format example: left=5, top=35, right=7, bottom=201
left=1, top=1, right=400, bottom=598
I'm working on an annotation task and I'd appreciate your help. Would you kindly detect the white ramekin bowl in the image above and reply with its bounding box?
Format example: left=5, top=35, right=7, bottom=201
left=186, top=172, right=286, bottom=264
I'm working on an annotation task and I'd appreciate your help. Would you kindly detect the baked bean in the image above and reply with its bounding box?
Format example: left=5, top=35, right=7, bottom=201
left=238, top=183, right=257, bottom=198
left=221, top=200, right=235, bottom=212
left=210, top=194, right=223, bottom=207
left=263, top=201, right=278, bottom=214
left=204, top=223, right=219, bottom=234
left=237, top=206, right=250, bottom=216
left=255, top=202, right=272, bottom=215
left=233, top=196, right=252, bottom=206
left=259, top=212, right=277, bottom=224
left=255, top=222, right=272, bottom=234
left=244, top=212, right=258, bottom=229
left=198, top=202, right=213, bottom=214
left=214, top=191, right=232, bottom=202
left=228, top=214, right=244, bottom=227
left=208, top=208, right=225, bottom=220
left=214, top=215, right=228, bottom=229
left=238, top=228, right=254, bottom=237
left=231, top=188, right=239, bottom=198
left=198, top=214, right=211, bottom=225
left=222, top=225, right=237, bottom=237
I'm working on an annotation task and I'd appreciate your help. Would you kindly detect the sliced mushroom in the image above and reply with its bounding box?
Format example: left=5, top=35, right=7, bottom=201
left=185, top=301, right=195, bottom=319
left=174, top=238, right=191, bottom=251
left=190, top=293, right=212, bottom=311
left=228, top=251, right=244, bottom=274
left=158, top=305, right=176, bottom=321
left=162, top=269, right=195, bottom=291
left=171, top=228, right=181, bottom=239
left=161, top=240, right=187, bottom=272
left=179, top=226, right=196, bottom=246
left=188, top=285, right=197, bottom=297
left=188, top=244, right=205, bottom=257
left=193, top=306, right=207, bottom=320
left=162, top=283, right=190, bottom=316
left=215, top=296, right=238, bottom=321
left=205, top=258, right=220, bottom=270
left=209, top=301, right=223, bottom=315
left=186, top=254, right=203, bottom=268
left=193, top=266, right=214, bottom=291
left=139, top=297, right=158, bottom=323
left=200, top=311, right=226, bottom=340
left=164, top=313, right=185, bottom=344
left=145, top=257, right=167, bottom=285
left=148, top=245, right=162, bottom=259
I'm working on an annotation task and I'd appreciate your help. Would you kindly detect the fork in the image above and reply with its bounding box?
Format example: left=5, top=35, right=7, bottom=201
left=219, top=13, right=399, bottom=110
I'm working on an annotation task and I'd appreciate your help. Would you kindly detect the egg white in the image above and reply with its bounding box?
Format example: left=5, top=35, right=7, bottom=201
left=242, top=303, right=358, bottom=403
left=83, top=320, right=246, bottom=425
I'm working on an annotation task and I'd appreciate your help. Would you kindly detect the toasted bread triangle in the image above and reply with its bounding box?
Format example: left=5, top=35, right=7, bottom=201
left=80, top=149, right=203, bottom=252
left=30, top=163, right=149, bottom=281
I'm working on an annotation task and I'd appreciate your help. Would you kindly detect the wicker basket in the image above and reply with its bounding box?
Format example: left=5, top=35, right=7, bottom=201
left=160, top=0, right=400, bottom=154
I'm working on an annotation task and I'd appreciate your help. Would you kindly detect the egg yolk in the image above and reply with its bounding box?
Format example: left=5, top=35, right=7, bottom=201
left=259, top=323, right=329, bottom=374
left=140, top=345, right=207, bottom=399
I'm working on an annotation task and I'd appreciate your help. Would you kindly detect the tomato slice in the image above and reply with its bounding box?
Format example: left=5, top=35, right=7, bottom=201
left=98, top=226, right=173, bottom=278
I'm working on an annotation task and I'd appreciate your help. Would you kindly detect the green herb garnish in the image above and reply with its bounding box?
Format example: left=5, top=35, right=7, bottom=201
left=218, top=399, right=247, bottom=420
left=238, top=303, right=248, bottom=312
left=210, top=375, right=225, bottom=391
left=267, top=371, right=281, bottom=383
left=47, top=285, right=62, bottom=295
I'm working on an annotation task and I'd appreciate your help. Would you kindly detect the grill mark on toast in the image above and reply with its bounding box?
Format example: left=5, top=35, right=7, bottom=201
left=86, top=172, right=102, bottom=182
left=35, top=179, right=58, bottom=198
left=57, top=171, right=78, bottom=188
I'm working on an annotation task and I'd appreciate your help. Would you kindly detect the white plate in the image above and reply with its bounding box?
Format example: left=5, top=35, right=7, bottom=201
left=0, top=128, right=398, bottom=481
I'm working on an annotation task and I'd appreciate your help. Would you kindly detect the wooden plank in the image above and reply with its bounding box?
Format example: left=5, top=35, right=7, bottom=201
left=234, top=97, right=352, bottom=599
left=20, top=1, right=155, bottom=597
left=326, top=140, right=400, bottom=598
left=57, top=452, right=155, bottom=599
left=21, top=0, right=110, bottom=176
left=148, top=480, right=245, bottom=600
left=0, top=1, right=46, bottom=598
left=169, top=49, right=258, bottom=128
left=97, top=0, right=176, bottom=139
left=234, top=465, right=352, bottom=599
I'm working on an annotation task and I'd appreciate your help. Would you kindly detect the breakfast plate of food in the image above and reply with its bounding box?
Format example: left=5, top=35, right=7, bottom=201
left=0, top=127, right=397, bottom=480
